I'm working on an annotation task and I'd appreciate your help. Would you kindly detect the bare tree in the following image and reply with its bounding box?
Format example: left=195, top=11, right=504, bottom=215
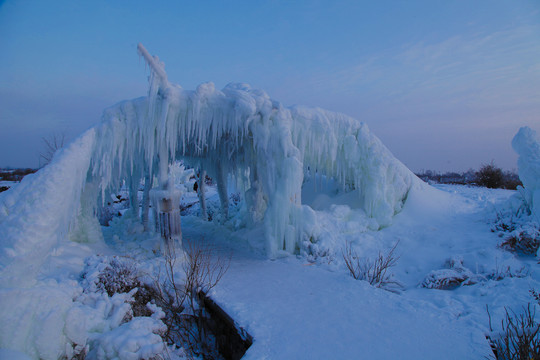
left=40, top=133, right=65, bottom=166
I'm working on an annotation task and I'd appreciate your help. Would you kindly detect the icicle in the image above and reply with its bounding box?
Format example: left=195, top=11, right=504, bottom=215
left=197, top=169, right=208, bottom=221
left=216, top=162, right=229, bottom=222
left=141, top=172, right=153, bottom=231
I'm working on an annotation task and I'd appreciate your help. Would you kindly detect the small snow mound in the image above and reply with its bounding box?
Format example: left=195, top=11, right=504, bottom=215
left=89, top=317, right=166, bottom=360
left=421, top=257, right=484, bottom=290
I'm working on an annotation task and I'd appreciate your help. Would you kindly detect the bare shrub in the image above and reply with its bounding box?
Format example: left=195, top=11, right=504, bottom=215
left=487, top=262, right=528, bottom=281
left=40, top=133, right=65, bottom=165
left=84, top=256, right=159, bottom=317
left=487, top=304, right=540, bottom=360
left=502, top=171, right=522, bottom=190
left=475, top=162, right=504, bottom=189
left=342, top=241, right=402, bottom=292
left=154, top=241, right=230, bottom=358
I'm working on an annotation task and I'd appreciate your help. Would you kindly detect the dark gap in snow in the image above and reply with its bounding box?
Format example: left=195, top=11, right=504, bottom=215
left=197, top=290, right=253, bottom=360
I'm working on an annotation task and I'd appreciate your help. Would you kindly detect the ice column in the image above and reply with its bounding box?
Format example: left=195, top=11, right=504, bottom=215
left=151, top=146, right=182, bottom=252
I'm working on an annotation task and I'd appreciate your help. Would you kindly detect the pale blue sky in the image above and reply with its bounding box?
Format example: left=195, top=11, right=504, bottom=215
left=1, top=0, right=539, bottom=171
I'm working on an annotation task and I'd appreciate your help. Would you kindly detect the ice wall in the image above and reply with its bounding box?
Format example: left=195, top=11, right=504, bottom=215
left=512, top=126, right=540, bottom=218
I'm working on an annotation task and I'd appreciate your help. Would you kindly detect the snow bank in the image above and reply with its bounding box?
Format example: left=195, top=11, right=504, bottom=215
left=0, top=253, right=170, bottom=360
left=512, top=126, right=540, bottom=219
left=0, top=129, right=96, bottom=286
left=0, top=282, right=77, bottom=359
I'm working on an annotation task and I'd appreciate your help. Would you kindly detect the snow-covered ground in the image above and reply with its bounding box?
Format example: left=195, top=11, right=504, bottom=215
left=2, top=177, right=540, bottom=359
left=186, top=183, right=534, bottom=359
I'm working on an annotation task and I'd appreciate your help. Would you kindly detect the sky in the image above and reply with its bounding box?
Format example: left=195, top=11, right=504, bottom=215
left=0, top=0, right=539, bottom=172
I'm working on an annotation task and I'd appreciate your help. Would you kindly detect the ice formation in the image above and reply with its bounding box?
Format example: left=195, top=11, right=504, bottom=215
left=1, top=43, right=419, bottom=267
left=0, top=45, right=419, bottom=266
left=89, top=44, right=418, bottom=255
left=512, top=126, right=540, bottom=219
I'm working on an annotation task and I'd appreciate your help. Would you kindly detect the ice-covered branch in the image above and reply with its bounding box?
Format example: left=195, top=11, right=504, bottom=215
left=137, top=43, right=168, bottom=86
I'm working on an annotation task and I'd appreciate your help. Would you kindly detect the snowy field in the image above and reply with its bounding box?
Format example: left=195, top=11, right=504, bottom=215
left=1, top=177, right=539, bottom=359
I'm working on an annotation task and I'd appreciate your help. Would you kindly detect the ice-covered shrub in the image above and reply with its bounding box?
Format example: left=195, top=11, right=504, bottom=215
left=487, top=304, right=540, bottom=360
left=301, top=240, right=335, bottom=264
left=500, top=229, right=540, bottom=256
left=491, top=194, right=539, bottom=256
left=81, top=255, right=158, bottom=317
left=421, top=257, right=484, bottom=290
left=342, top=241, right=402, bottom=292
left=81, top=247, right=231, bottom=359
left=422, top=269, right=475, bottom=290
left=492, top=212, right=519, bottom=233
left=74, top=255, right=172, bottom=360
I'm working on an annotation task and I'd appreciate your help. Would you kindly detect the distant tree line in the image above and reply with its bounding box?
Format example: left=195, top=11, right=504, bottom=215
left=0, top=162, right=523, bottom=195
left=415, top=162, right=521, bottom=190
left=0, top=168, right=37, bottom=181
left=0, top=168, right=37, bottom=193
